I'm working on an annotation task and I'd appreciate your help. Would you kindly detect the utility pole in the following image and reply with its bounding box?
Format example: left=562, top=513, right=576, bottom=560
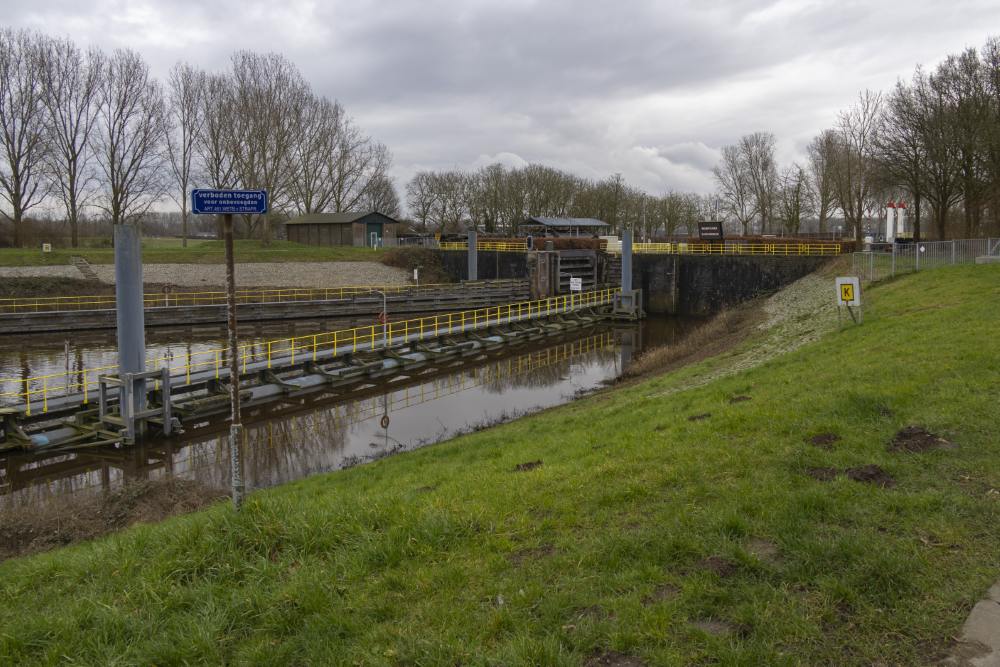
left=223, top=212, right=243, bottom=509
left=190, top=188, right=267, bottom=511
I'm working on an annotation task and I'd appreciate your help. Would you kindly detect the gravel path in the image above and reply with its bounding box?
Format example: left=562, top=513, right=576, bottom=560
left=0, top=262, right=409, bottom=288
left=0, top=266, right=82, bottom=279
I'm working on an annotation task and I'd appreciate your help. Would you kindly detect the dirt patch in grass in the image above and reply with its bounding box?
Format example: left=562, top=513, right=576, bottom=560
left=846, top=465, right=896, bottom=488
left=807, top=467, right=839, bottom=482
left=509, top=544, right=556, bottom=566
left=889, top=426, right=954, bottom=453
left=728, top=395, right=752, bottom=404
left=0, top=479, right=225, bottom=562
left=513, top=460, right=543, bottom=472
left=808, top=433, right=841, bottom=449
left=697, top=555, right=739, bottom=578
left=687, top=413, right=711, bottom=422
left=746, top=537, right=780, bottom=563
left=584, top=650, right=647, bottom=666
left=643, top=583, right=681, bottom=604
left=691, top=619, right=737, bottom=636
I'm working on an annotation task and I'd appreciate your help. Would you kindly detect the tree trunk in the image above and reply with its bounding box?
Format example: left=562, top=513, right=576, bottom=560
left=181, top=206, right=188, bottom=248
left=913, top=194, right=921, bottom=242
left=12, top=212, right=21, bottom=248
left=935, top=206, right=948, bottom=240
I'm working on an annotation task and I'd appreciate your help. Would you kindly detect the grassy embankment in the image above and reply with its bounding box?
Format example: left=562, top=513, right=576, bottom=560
left=0, top=239, right=386, bottom=266
left=1, top=265, right=999, bottom=665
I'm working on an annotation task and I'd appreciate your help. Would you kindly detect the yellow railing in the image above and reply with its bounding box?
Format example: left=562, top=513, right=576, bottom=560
left=1, top=288, right=617, bottom=415
left=439, top=241, right=529, bottom=252
left=0, top=280, right=524, bottom=314
left=610, top=242, right=842, bottom=256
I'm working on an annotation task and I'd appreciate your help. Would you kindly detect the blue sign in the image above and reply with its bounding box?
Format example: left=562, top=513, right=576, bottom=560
left=191, top=189, right=268, bottom=215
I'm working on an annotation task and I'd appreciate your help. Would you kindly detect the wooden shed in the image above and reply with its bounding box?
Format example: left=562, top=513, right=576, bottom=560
left=284, top=212, right=398, bottom=248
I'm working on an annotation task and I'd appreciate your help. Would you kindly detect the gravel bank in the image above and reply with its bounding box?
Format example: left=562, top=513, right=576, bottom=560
left=75, top=261, right=409, bottom=288
left=0, top=266, right=82, bottom=279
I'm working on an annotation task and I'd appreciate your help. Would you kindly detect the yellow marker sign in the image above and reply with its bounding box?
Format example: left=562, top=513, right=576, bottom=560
left=840, top=283, right=855, bottom=303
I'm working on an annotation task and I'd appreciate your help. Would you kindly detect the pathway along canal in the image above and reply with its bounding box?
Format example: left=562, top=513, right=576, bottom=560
left=0, top=317, right=698, bottom=509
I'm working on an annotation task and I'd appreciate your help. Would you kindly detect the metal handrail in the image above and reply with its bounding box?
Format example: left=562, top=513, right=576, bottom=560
left=0, top=280, right=525, bottom=314
left=439, top=241, right=529, bottom=252
left=607, top=242, right=842, bottom=256
left=1, top=288, right=618, bottom=415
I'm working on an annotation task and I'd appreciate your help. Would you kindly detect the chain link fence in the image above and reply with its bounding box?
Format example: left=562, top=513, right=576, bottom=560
left=852, top=238, right=1000, bottom=282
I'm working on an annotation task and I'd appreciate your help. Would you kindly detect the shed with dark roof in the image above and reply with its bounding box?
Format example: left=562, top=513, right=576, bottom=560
left=284, top=212, right=399, bottom=248
left=522, top=216, right=610, bottom=237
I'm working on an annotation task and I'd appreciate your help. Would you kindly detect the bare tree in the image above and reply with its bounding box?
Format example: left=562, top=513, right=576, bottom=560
left=165, top=62, right=205, bottom=247
left=428, top=170, right=467, bottom=232
left=92, top=48, right=167, bottom=226
left=714, top=144, right=756, bottom=235
left=875, top=79, right=928, bottom=240
left=832, top=90, right=883, bottom=241
left=288, top=95, right=341, bottom=215
left=362, top=173, right=400, bottom=217
left=228, top=51, right=309, bottom=241
left=38, top=36, right=103, bottom=248
left=739, top=132, right=778, bottom=234
left=914, top=71, right=963, bottom=239
left=405, top=171, right=437, bottom=231
left=777, top=165, right=808, bottom=235
left=0, top=29, right=48, bottom=246
left=806, top=130, right=838, bottom=234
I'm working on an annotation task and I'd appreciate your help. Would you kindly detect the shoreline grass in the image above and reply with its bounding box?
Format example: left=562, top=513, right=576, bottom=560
left=1, top=265, right=998, bottom=665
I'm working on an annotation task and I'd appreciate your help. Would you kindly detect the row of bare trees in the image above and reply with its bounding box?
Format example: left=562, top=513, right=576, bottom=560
left=716, top=36, right=1000, bottom=241
left=406, top=163, right=712, bottom=237
left=0, top=29, right=394, bottom=247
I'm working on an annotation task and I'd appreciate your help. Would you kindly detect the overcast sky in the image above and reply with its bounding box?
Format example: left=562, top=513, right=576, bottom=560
left=4, top=0, right=999, bottom=198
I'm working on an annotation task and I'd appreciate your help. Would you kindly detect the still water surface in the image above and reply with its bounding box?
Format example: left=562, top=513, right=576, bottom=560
left=0, top=317, right=695, bottom=508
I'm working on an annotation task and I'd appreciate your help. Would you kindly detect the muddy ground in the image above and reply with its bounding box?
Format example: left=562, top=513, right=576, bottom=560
left=0, top=479, right=225, bottom=562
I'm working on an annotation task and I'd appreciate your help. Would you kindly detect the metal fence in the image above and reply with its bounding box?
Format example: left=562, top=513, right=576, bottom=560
left=1, top=287, right=618, bottom=414
left=852, top=238, right=1000, bottom=283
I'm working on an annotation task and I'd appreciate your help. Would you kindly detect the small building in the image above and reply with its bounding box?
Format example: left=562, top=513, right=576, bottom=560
left=284, top=212, right=398, bottom=248
left=522, top=216, right=610, bottom=237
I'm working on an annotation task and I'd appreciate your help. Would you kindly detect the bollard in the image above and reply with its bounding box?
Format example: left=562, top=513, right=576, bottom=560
left=467, top=228, right=478, bottom=281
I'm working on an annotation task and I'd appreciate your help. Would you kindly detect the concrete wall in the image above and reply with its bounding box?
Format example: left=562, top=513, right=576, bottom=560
left=439, top=250, right=529, bottom=281
left=632, top=254, right=830, bottom=316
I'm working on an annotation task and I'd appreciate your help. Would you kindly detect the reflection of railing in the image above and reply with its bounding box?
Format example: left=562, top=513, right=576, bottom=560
left=1, top=288, right=618, bottom=415
left=439, top=241, right=528, bottom=252
left=0, top=280, right=524, bottom=314
left=607, top=242, right=842, bottom=256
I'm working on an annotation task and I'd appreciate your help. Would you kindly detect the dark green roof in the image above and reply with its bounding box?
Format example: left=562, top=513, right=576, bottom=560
left=285, top=212, right=398, bottom=225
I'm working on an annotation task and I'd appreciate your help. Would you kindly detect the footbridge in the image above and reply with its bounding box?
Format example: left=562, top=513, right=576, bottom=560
left=0, top=289, right=619, bottom=451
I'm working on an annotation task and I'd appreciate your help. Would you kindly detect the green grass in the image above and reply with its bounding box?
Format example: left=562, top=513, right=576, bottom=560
left=2, top=265, right=999, bottom=665
left=0, top=239, right=386, bottom=266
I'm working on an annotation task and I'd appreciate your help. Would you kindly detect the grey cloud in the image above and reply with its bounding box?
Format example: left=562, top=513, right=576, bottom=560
left=2, top=0, right=999, bottom=197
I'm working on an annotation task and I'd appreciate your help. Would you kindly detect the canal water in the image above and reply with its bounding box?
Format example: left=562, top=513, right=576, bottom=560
left=0, top=317, right=697, bottom=508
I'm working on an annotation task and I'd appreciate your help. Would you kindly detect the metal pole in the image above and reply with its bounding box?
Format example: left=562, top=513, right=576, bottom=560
left=114, top=224, right=147, bottom=438
left=621, top=228, right=633, bottom=293
left=223, top=213, right=244, bottom=510
left=467, top=228, right=478, bottom=281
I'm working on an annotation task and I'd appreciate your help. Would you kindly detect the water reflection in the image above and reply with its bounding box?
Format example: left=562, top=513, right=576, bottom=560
left=1, top=317, right=699, bottom=509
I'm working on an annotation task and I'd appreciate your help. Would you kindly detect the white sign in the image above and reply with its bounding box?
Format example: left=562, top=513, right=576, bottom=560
left=41, top=243, right=51, bottom=253
left=569, top=277, right=583, bottom=292
left=835, top=276, right=861, bottom=307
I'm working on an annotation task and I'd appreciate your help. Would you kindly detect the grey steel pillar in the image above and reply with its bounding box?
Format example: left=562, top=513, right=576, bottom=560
left=467, top=228, right=478, bottom=281
left=114, top=224, right=147, bottom=435
left=621, top=228, right=633, bottom=294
